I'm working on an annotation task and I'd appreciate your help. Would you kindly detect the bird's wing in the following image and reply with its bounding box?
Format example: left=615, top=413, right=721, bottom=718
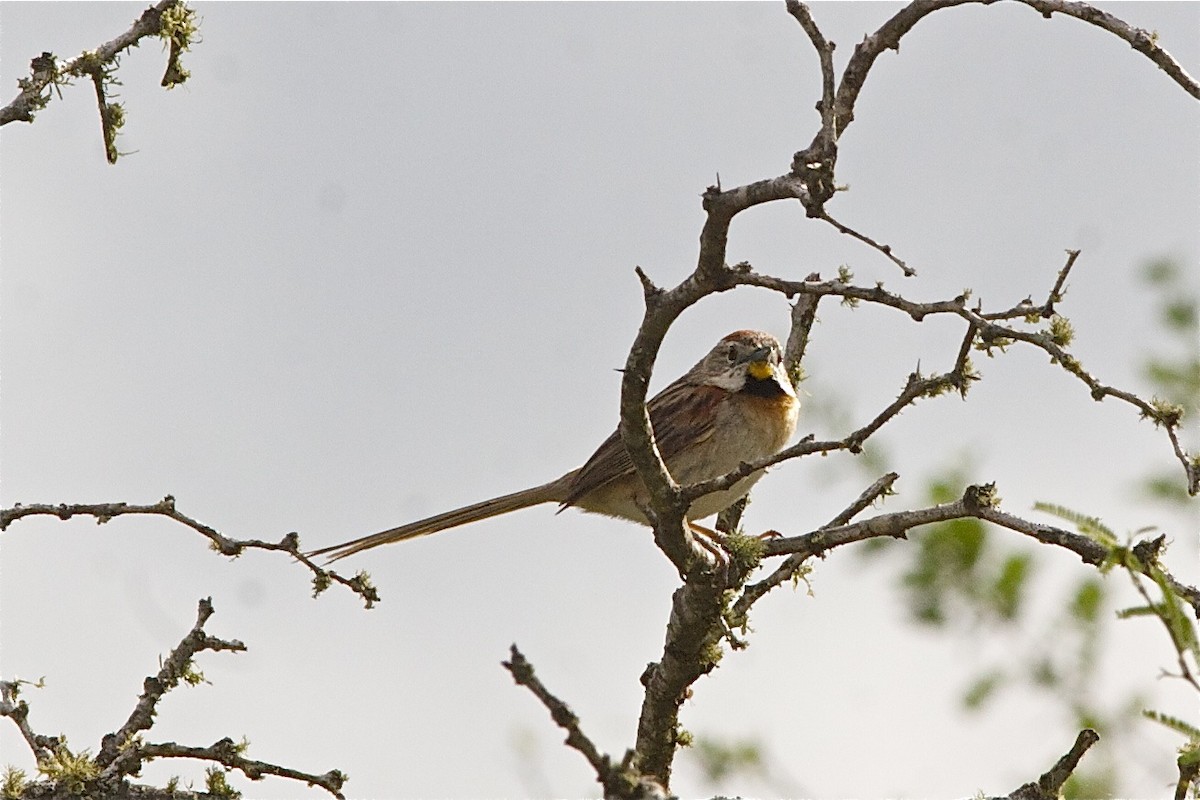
left=561, top=380, right=723, bottom=506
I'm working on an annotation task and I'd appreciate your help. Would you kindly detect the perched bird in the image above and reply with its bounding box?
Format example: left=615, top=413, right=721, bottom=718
left=310, top=329, right=798, bottom=562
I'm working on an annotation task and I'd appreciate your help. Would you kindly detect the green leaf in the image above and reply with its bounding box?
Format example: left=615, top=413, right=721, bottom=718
left=962, top=670, right=1005, bottom=711
left=1143, top=258, right=1177, bottom=285
left=1070, top=578, right=1105, bottom=624
left=1033, top=502, right=1118, bottom=547
left=990, top=553, right=1032, bottom=620
left=901, top=518, right=987, bottom=625
left=1115, top=604, right=1160, bottom=619
left=1143, top=709, right=1200, bottom=741
left=1150, top=567, right=1200, bottom=659
left=691, top=736, right=766, bottom=783
left=1162, top=299, right=1198, bottom=331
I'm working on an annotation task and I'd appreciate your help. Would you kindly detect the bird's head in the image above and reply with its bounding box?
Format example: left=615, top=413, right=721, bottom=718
left=692, top=330, right=795, bottom=398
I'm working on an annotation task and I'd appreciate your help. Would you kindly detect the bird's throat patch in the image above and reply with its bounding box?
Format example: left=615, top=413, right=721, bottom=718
left=743, top=375, right=788, bottom=398
left=747, top=360, right=773, bottom=380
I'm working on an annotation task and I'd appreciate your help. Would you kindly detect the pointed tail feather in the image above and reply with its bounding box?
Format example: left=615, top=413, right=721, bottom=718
left=308, top=478, right=566, bottom=563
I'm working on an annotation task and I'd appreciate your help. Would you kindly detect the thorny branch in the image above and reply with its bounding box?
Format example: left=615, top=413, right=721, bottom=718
left=720, top=255, right=1196, bottom=495
left=734, top=472, right=899, bottom=618
left=2, top=599, right=346, bottom=799
left=502, top=645, right=647, bottom=798
left=610, top=2, right=1199, bottom=792
left=786, top=0, right=1197, bottom=263
left=757, top=485, right=1200, bottom=616
left=810, top=0, right=1197, bottom=149
left=6, top=2, right=1191, bottom=797
left=0, top=497, right=380, bottom=608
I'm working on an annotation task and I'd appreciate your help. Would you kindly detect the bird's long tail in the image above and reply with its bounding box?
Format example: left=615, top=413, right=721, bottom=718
left=307, top=477, right=567, bottom=563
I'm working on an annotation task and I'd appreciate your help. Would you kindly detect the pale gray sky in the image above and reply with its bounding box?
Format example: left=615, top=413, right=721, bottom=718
left=2, top=2, right=1198, bottom=798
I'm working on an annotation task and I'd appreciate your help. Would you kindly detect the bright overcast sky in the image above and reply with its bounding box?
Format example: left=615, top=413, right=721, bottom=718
left=2, top=3, right=1198, bottom=798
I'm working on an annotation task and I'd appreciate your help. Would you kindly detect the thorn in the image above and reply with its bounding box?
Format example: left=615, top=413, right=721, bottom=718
left=635, top=265, right=663, bottom=304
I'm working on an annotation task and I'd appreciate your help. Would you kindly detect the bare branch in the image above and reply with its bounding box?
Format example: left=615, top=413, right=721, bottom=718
left=97, top=598, right=247, bottom=777
left=784, top=271, right=823, bottom=380
left=823, top=0, right=1197, bottom=151
left=680, top=360, right=969, bottom=505
left=1016, top=0, right=1199, bottom=98
left=1043, top=248, right=1080, bottom=314
left=976, top=506, right=1200, bottom=616
left=503, top=645, right=638, bottom=799
left=0, top=680, right=60, bottom=764
left=735, top=472, right=899, bottom=616
left=744, top=483, right=1200, bottom=618
left=763, top=491, right=974, bottom=559
left=139, top=739, right=347, bottom=798
left=617, top=177, right=813, bottom=573
left=785, top=1, right=836, bottom=147
left=1, top=497, right=381, bottom=607
left=1007, top=728, right=1100, bottom=799
left=826, top=0, right=980, bottom=141
left=733, top=265, right=1198, bottom=494
left=817, top=210, right=915, bottom=276
left=632, top=576, right=728, bottom=787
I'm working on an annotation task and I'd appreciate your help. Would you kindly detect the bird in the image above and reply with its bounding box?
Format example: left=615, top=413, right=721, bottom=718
left=309, top=329, right=798, bottom=562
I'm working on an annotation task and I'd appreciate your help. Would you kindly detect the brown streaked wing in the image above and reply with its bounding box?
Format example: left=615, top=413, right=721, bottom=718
left=561, top=380, right=724, bottom=506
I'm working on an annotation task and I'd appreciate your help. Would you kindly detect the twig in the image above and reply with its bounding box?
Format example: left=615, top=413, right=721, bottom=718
left=735, top=472, right=899, bottom=617
left=1016, top=0, right=1199, bottom=98
left=784, top=271, right=823, bottom=385
left=819, top=0, right=1196, bottom=153
left=1007, top=728, right=1100, bottom=799
left=0, top=680, right=60, bottom=763
left=735, top=266, right=1197, bottom=494
left=502, top=645, right=634, bottom=797
left=2, top=1, right=179, bottom=124
left=1127, top=567, right=1200, bottom=691
left=751, top=486, right=1200, bottom=618
left=763, top=490, right=978, bottom=559
left=87, top=66, right=121, bottom=164
left=1043, top=249, right=1080, bottom=314
left=786, top=2, right=836, bottom=137
left=680, top=359, right=969, bottom=505
left=97, top=598, right=247, bottom=776
left=1, top=497, right=381, bottom=607
left=139, top=739, right=347, bottom=798
left=817, top=210, right=915, bottom=276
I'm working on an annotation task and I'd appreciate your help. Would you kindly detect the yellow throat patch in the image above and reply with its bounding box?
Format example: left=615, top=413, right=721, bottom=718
left=747, top=360, right=773, bottom=381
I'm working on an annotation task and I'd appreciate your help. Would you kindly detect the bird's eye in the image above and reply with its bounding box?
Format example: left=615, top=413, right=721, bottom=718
left=726, top=344, right=738, bottom=362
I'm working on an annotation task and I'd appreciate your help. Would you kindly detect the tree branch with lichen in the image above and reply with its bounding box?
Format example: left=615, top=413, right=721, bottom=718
left=1, top=598, right=346, bottom=800
left=602, top=3, right=1198, bottom=793
left=0, top=0, right=199, bottom=163
left=502, top=645, right=651, bottom=798
left=0, top=497, right=380, bottom=608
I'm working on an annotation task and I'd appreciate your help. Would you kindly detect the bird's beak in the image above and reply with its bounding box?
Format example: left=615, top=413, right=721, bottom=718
left=745, top=346, right=775, bottom=380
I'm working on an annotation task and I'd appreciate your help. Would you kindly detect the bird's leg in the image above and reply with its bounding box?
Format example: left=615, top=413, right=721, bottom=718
left=687, top=522, right=730, bottom=568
